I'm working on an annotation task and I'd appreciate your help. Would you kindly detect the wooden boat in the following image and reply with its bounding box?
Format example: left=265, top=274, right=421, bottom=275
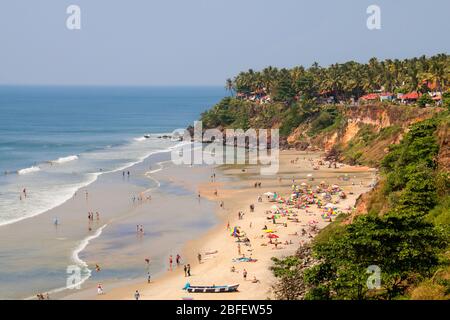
left=184, top=284, right=239, bottom=293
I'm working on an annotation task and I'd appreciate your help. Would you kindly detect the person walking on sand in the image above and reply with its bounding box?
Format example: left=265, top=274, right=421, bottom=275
left=147, top=273, right=151, bottom=284
left=243, top=269, right=248, bottom=281
left=183, top=265, right=187, bottom=277
left=134, top=290, right=140, bottom=300
left=97, top=283, right=104, bottom=295
left=169, top=255, right=173, bottom=270
left=176, top=254, right=181, bottom=266
left=197, top=253, right=202, bottom=264
left=187, top=264, right=191, bottom=276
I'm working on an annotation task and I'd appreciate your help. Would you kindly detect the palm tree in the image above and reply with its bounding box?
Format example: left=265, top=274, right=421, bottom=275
left=225, top=78, right=234, bottom=96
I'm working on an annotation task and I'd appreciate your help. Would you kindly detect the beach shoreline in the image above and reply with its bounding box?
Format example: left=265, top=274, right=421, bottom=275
left=66, top=149, right=375, bottom=300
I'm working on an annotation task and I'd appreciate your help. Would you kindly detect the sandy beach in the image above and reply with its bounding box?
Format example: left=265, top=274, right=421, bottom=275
left=67, top=149, right=375, bottom=300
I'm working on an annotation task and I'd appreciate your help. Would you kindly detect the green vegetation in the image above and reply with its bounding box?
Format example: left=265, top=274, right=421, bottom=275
left=199, top=55, right=450, bottom=300
left=232, top=54, right=448, bottom=102
left=418, top=94, right=434, bottom=107
left=272, top=116, right=450, bottom=300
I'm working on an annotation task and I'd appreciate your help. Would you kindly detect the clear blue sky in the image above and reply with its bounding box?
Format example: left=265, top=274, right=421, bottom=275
left=0, top=0, right=448, bottom=86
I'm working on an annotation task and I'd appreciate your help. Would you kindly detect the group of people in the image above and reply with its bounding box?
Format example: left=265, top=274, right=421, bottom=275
left=168, top=254, right=182, bottom=270
left=136, top=224, right=145, bottom=235
left=36, top=292, right=50, bottom=300
left=88, top=211, right=100, bottom=221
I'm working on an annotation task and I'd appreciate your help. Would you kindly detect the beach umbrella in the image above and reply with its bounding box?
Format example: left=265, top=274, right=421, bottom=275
left=267, top=234, right=279, bottom=239
left=264, top=229, right=274, bottom=233
left=264, top=192, right=275, bottom=197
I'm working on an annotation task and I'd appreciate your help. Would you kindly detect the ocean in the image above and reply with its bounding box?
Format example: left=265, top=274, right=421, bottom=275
left=0, top=86, right=225, bottom=227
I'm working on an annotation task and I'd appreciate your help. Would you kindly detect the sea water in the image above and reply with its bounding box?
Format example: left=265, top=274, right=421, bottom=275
left=0, top=86, right=225, bottom=226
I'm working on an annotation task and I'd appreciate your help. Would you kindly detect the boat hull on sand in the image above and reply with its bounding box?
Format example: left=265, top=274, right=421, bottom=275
left=185, top=284, right=239, bottom=293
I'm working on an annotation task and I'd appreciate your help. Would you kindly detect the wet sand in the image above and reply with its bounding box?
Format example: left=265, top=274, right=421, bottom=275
left=69, top=150, right=375, bottom=300
left=0, top=151, right=219, bottom=299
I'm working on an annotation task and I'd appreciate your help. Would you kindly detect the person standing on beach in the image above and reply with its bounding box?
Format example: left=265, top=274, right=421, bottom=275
left=183, top=265, right=187, bottom=277
left=169, top=255, right=173, bottom=270
left=134, top=290, right=140, bottom=300
left=147, top=273, right=151, bottom=283
left=197, top=253, right=202, bottom=264
left=243, top=269, right=248, bottom=281
left=176, top=254, right=181, bottom=266
left=97, top=284, right=104, bottom=295
left=187, top=264, right=191, bottom=276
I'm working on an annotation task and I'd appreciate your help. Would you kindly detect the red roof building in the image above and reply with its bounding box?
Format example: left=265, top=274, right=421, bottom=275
left=360, top=93, right=379, bottom=101
left=401, top=92, right=421, bottom=100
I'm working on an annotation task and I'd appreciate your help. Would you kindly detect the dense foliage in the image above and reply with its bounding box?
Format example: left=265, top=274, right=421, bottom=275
left=231, top=54, right=449, bottom=101
left=272, top=116, right=449, bottom=300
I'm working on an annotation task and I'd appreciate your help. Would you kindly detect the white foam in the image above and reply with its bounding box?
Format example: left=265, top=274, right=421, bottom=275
left=69, top=224, right=108, bottom=287
left=24, top=224, right=107, bottom=300
left=0, top=173, right=100, bottom=227
left=52, top=155, right=79, bottom=164
left=134, top=137, right=147, bottom=142
left=1, top=135, right=186, bottom=228
left=17, top=166, right=41, bottom=175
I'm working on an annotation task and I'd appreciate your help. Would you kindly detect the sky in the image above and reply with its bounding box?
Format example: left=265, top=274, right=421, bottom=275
left=0, top=0, right=449, bottom=86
